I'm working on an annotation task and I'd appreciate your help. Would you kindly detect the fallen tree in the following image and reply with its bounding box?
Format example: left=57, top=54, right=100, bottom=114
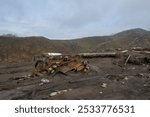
left=78, top=52, right=118, bottom=58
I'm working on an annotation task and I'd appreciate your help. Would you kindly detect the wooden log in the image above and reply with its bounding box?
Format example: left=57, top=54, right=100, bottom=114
left=132, top=47, right=150, bottom=51
left=78, top=52, right=118, bottom=58
left=132, top=50, right=150, bottom=55
left=124, top=55, right=131, bottom=66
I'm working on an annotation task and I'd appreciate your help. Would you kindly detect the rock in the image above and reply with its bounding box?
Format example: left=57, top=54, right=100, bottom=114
left=99, top=91, right=103, bottom=94
left=137, top=73, right=144, bottom=77
left=124, top=76, right=128, bottom=80
left=51, top=70, right=55, bottom=73
left=101, top=83, right=107, bottom=88
left=84, top=69, right=87, bottom=72
left=50, top=92, right=58, bottom=97
left=144, top=84, right=148, bottom=87
left=62, top=90, right=68, bottom=93
left=41, top=78, right=50, bottom=83
left=131, top=67, right=135, bottom=70
left=39, top=83, right=44, bottom=86
left=48, top=67, right=53, bottom=71
left=57, top=91, right=62, bottom=94
left=26, top=74, right=31, bottom=78
left=68, top=89, right=72, bottom=91
left=50, top=89, right=72, bottom=96
left=52, top=65, right=57, bottom=68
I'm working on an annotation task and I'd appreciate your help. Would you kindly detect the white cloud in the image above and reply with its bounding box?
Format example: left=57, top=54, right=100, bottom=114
left=0, top=0, right=150, bottom=39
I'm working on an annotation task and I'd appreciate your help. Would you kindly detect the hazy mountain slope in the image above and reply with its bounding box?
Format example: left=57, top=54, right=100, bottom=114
left=0, top=28, right=150, bottom=62
left=95, top=28, right=150, bottom=50
left=0, top=35, right=110, bottom=62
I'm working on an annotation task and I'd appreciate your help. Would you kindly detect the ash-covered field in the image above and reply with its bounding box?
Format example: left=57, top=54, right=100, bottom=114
left=0, top=57, right=150, bottom=100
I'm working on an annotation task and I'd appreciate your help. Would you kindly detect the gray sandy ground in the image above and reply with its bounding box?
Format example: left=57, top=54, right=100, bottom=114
left=0, top=58, right=150, bottom=100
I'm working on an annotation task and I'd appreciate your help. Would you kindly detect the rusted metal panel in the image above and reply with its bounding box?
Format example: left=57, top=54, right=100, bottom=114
left=31, top=55, right=89, bottom=77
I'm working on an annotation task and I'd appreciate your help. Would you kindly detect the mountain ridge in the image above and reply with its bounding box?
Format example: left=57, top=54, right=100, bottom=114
left=0, top=28, right=150, bottom=62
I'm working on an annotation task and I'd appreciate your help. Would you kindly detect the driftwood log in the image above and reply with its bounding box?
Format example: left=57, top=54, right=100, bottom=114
left=78, top=52, right=118, bottom=58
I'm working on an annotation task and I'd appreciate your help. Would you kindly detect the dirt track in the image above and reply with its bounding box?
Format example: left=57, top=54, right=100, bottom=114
left=0, top=58, right=150, bottom=100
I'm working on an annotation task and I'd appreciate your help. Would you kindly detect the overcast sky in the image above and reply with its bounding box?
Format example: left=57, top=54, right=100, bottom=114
left=0, top=0, right=150, bottom=39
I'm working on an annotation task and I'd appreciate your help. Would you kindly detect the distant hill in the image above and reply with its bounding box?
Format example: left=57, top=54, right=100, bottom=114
left=0, top=35, right=110, bottom=62
left=95, top=28, right=150, bottom=50
left=0, top=28, right=150, bottom=62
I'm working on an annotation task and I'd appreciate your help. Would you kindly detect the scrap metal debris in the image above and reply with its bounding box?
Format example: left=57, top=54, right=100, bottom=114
left=31, top=55, right=89, bottom=77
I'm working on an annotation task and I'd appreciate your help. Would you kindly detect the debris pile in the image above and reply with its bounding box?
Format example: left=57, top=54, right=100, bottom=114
left=122, top=49, right=150, bottom=65
left=31, top=47, right=150, bottom=77
left=31, top=55, right=89, bottom=77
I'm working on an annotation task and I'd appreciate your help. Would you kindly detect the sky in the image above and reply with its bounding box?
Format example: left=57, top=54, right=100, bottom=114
left=0, top=0, right=150, bottom=39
